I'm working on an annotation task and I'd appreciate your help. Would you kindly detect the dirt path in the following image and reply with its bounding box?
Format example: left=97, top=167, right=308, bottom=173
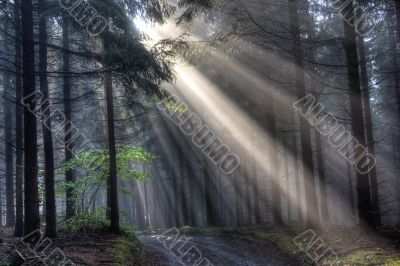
left=139, top=234, right=300, bottom=266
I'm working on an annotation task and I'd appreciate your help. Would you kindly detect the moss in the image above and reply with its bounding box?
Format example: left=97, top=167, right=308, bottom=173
left=111, top=235, right=144, bottom=266
left=321, top=250, right=400, bottom=266
left=253, top=232, right=299, bottom=252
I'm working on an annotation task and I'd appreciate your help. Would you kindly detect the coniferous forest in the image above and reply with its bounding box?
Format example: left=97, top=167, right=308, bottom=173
left=0, top=0, right=400, bottom=265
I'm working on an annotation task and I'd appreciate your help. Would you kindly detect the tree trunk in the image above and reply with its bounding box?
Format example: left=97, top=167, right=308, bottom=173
left=62, top=16, right=75, bottom=219
left=288, top=0, right=320, bottom=228
left=234, top=164, right=244, bottom=225
left=391, top=10, right=400, bottom=224
left=103, top=39, right=119, bottom=233
left=4, top=73, right=15, bottom=227
left=204, top=167, right=216, bottom=226
left=244, top=158, right=253, bottom=224
left=292, top=133, right=303, bottom=222
left=341, top=4, right=375, bottom=231
left=39, top=0, right=57, bottom=238
left=357, top=36, right=381, bottom=227
left=395, top=0, right=400, bottom=52
left=3, top=13, right=16, bottom=226
left=315, top=129, right=329, bottom=225
left=270, top=113, right=282, bottom=225
left=283, top=138, right=291, bottom=222
left=14, top=0, right=24, bottom=236
left=21, top=0, right=40, bottom=235
left=253, top=141, right=262, bottom=224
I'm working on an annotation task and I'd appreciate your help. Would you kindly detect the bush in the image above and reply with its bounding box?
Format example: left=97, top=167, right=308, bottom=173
left=60, top=208, right=110, bottom=233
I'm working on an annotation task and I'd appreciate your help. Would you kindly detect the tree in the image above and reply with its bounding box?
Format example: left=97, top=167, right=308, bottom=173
left=62, top=16, right=75, bottom=219
left=269, top=98, right=283, bottom=225
left=14, top=0, right=24, bottom=237
left=357, top=35, right=381, bottom=227
left=3, top=6, right=15, bottom=227
left=341, top=2, right=375, bottom=231
left=288, top=0, right=320, bottom=228
left=103, top=38, right=119, bottom=232
left=91, top=0, right=176, bottom=232
left=4, top=72, right=15, bottom=227
left=21, top=0, right=40, bottom=235
left=38, top=0, right=57, bottom=238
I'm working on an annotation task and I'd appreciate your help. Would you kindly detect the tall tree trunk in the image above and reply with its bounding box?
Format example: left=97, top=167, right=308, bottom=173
left=347, top=159, right=356, bottom=217
left=288, top=0, right=320, bottom=228
left=177, top=148, right=189, bottom=225
left=172, top=159, right=181, bottom=227
left=395, top=0, right=400, bottom=51
left=4, top=74, right=15, bottom=227
left=293, top=133, right=303, bottom=222
left=3, top=12, right=16, bottom=226
left=103, top=39, right=119, bottom=233
left=234, top=164, right=244, bottom=225
left=315, top=129, right=329, bottom=225
left=62, top=16, right=75, bottom=219
left=204, top=167, right=217, bottom=226
left=253, top=141, right=262, bottom=224
left=283, top=138, right=291, bottom=222
left=14, top=0, right=24, bottom=236
left=270, top=113, right=282, bottom=225
left=21, top=0, right=40, bottom=235
left=391, top=9, right=400, bottom=223
left=39, top=0, right=57, bottom=238
left=341, top=3, right=375, bottom=231
left=0, top=167, right=2, bottom=225
left=357, top=36, right=381, bottom=227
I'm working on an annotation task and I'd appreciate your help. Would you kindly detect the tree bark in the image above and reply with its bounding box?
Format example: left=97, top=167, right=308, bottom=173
left=315, top=129, right=329, bottom=225
left=395, top=0, right=400, bottom=52
left=103, top=39, right=120, bottom=233
left=21, top=0, right=40, bottom=235
left=39, top=0, right=57, bottom=238
left=341, top=3, right=375, bottom=231
left=269, top=107, right=282, bottom=225
left=293, top=133, right=303, bottom=222
left=357, top=36, right=381, bottom=227
left=4, top=73, right=15, bottom=227
left=288, top=0, right=320, bottom=228
left=283, top=138, right=292, bottom=222
left=14, top=0, right=24, bottom=236
left=62, top=16, right=75, bottom=219
left=3, top=10, right=16, bottom=226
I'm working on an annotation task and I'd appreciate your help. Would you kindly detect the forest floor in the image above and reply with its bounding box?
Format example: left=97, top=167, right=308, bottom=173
left=0, top=227, right=148, bottom=265
left=139, top=231, right=300, bottom=265
left=0, top=225, right=399, bottom=265
left=169, top=225, right=400, bottom=265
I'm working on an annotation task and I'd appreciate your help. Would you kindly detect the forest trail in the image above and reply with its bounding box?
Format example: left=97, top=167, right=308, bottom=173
left=139, top=233, right=299, bottom=266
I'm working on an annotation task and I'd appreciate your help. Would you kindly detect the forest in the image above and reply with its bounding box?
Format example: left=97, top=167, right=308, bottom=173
left=0, top=0, right=399, bottom=265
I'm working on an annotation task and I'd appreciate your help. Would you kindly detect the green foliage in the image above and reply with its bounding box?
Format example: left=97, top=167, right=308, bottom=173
left=0, top=257, right=12, bottom=266
left=56, top=145, right=155, bottom=212
left=112, top=236, right=143, bottom=265
left=120, top=223, right=139, bottom=238
left=164, top=98, right=188, bottom=113
left=59, top=208, right=141, bottom=262
left=60, top=208, right=110, bottom=233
